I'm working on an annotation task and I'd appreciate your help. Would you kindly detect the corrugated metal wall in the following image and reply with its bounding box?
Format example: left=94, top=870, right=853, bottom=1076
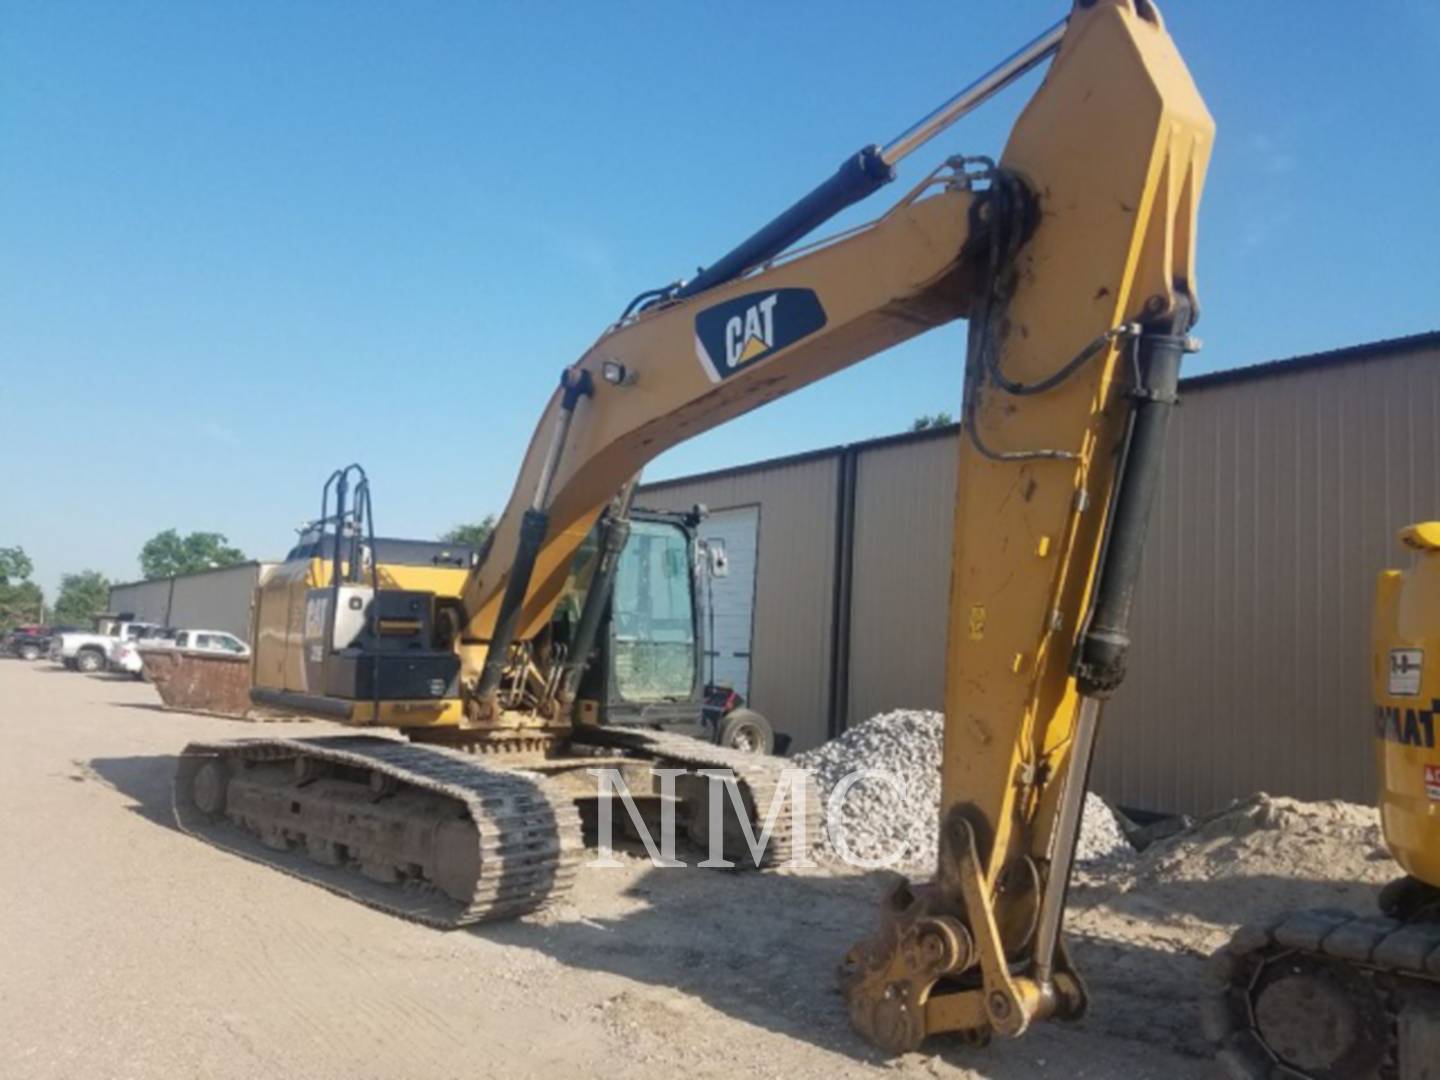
left=638, top=454, right=839, bottom=750
left=108, top=578, right=172, bottom=625
left=845, top=432, right=956, bottom=726
left=640, top=338, right=1440, bottom=813
left=1107, top=344, right=1440, bottom=810
left=109, top=562, right=275, bottom=639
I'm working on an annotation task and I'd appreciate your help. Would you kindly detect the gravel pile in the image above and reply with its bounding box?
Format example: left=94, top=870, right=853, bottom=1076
left=793, top=708, right=1133, bottom=872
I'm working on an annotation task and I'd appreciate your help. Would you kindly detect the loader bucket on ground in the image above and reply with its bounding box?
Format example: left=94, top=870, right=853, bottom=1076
left=140, top=648, right=252, bottom=718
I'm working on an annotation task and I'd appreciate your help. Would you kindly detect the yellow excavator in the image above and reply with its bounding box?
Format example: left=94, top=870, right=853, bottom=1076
left=173, top=0, right=1219, bottom=1053
left=1204, top=526, right=1440, bottom=1079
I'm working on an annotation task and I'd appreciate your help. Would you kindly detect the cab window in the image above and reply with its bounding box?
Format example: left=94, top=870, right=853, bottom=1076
left=609, top=520, right=696, bottom=702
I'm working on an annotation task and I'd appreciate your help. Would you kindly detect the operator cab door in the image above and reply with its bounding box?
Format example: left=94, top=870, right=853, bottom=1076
left=607, top=518, right=701, bottom=719
left=697, top=506, right=758, bottom=700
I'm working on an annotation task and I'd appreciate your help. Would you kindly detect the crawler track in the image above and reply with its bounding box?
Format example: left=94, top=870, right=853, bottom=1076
left=1204, top=908, right=1440, bottom=1079
left=572, top=726, right=820, bottom=867
left=174, top=736, right=584, bottom=928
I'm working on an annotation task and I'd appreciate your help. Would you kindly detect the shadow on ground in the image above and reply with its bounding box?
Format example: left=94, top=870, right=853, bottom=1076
left=89, top=754, right=182, bottom=829
left=469, top=852, right=1242, bottom=1075
left=87, top=749, right=1373, bottom=1076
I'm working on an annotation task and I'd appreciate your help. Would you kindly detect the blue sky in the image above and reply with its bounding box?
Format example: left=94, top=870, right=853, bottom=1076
left=3, top=1, right=1438, bottom=597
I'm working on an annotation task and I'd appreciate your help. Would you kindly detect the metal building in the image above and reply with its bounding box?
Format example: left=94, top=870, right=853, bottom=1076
left=109, top=562, right=276, bottom=640
left=639, top=331, right=1440, bottom=814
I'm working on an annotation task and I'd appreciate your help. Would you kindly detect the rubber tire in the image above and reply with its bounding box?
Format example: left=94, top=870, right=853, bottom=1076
left=18, top=644, right=40, bottom=661
left=717, top=708, right=775, bottom=755
left=75, top=648, right=105, bottom=674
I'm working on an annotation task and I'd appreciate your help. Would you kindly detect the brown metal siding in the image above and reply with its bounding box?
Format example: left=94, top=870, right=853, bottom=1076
left=1100, top=345, right=1440, bottom=811
left=832, top=346, right=1440, bottom=813
left=846, top=435, right=956, bottom=728
left=167, top=563, right=272, bottom=639
left=639, top=342, right=1439, bottom=813
left=107, top=579, right=173, bottom=625
left=638, top=455, right=840, bottom=750
left=109, top=563, right=276, bottom=640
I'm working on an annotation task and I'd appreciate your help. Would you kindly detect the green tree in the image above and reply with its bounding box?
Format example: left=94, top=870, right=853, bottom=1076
left=911, top=412, right=955, bottom=432
left=0, top=546, right=35, bottom=584
left=0, top=547, right=43, bottom=631
left=0, top=581, right=44, bottom=629
left=52, top=570, right=110, bottom=626
left=440, top=516, right=496, bottom=550
left=139, top=529, right=246, bottom=580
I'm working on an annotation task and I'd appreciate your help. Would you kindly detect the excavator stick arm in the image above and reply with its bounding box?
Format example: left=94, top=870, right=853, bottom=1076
left=843, top=0, right=1212, bottom=1050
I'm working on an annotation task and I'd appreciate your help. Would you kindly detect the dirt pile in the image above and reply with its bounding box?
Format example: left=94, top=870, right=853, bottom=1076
left=793, top=709, right=1133, bottom=871
left=1122, top=792, right=1389, bottom=889
left=1075, top=793, right=1398, bottom=943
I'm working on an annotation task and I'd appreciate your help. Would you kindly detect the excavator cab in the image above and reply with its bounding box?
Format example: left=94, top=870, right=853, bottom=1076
left=572, top=510, right=702, bottom=720
left=571, top=507, right=773, bottom=751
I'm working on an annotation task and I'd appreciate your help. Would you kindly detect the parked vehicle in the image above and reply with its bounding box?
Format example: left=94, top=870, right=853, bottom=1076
left=119, top=627, right=250, bottom=683
left=166, top=629, right=251, bottom=657
left=5, top=625, right=81, bottom=661
left=117, top=628, right=248, bottom=679
left=109, top=627, right=180, bottom=677
left=51, top=615, right=162, bottom=673
left=5, top=625, right=59, bottom=660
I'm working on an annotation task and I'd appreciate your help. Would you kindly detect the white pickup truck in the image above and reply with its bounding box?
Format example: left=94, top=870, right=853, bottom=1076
left=50, top=615, right=163, bottom=673
left=112, top=627, right=248, bottom=677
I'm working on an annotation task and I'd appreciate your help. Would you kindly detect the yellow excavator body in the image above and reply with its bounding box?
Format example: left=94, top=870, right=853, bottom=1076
left=164, top=1, right=1227, bottom=1060
left=251, top=549, right=472, bottom=728
left=1374, top=522, right=1440, bottom=890
left=1206, top=527, right=1440, bottom=1079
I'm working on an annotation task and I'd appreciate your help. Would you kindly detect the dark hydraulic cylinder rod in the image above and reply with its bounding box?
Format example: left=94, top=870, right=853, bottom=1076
left=475, top=370, right=593, bottom=699
left=674, top=147, right=894, bottom=300
left=1038, top=309, right=1196, bottom=988
left=1074, top=309, right=1194, bottom=697
left=670, top=18, right=1066, bottom=302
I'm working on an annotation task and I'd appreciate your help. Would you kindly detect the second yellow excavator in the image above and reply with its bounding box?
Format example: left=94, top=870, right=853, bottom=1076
left=1204, top=526, right=1440, bottom=1080
left=172, top=0, right=1216, bottom=1053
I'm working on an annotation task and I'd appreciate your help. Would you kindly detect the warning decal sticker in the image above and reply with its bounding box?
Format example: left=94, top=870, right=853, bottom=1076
left=1389, top=648, right=1423, bottom=697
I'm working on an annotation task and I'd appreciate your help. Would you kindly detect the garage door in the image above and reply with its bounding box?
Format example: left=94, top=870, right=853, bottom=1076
left=698, top=506, right=759, bottom=699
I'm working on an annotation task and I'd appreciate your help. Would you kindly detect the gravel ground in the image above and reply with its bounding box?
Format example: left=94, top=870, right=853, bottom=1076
left=0, top=662, right=1395, bottom=1080
left=794, top=709, right=1133, bottom=871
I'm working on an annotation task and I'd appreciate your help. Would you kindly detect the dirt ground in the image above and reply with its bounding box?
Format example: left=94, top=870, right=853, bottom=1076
left=0, top=662, right=1397, bottom=1079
